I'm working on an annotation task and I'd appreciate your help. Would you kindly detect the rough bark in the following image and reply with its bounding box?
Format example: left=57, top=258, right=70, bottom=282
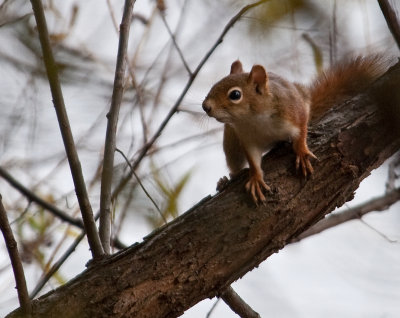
left=7, top=62, right=400, bottom=318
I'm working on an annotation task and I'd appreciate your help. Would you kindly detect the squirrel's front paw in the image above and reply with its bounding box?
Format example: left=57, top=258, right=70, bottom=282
left=216, top=176, right=230, bottom=192
left=245, top=174, right=271, bottom=204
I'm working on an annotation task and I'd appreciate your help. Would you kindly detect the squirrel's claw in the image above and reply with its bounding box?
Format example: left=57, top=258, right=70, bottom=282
left=245, top=174, right=271, bottom=204
left=296, top=150, right=317, bottom=176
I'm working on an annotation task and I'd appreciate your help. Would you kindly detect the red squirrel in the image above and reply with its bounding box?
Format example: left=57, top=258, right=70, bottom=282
left=202, top=56, right=386, bottom=204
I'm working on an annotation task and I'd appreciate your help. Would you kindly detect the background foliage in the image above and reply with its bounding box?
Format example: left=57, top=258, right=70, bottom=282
left=0, top=0, right=399, bottom=317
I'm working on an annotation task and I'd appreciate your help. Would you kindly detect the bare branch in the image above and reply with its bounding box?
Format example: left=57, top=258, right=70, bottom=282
left=0, top=195, right=31, bottom=315
left=0, top=167, right=83, bottom=228
left=159, top=11, right=192, bottom=75
left=30, top=214, right=127, bottom=299
left=294, top=187, right=400, bottom=241
left=206, top=299, right=220, bottom=318
left=0, top=166, right=126, bottom=262
left=30, top=0, right=104, bottom=258
left=360, top=219, right=397, bottom=243
left=106, top=0, right=148, bottom=144
left=29, top=230, right=86, bottom=299
left=221, top=287, right=260, bottom=318
left=378, top=0, right=400, bottom=50
left=116, top=148, right=166, bottom=224
left=112, top=0, right=270, bottom=200
left=99, top=0, right=136, bottom=254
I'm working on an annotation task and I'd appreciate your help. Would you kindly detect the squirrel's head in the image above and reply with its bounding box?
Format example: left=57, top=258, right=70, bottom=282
left=202, top=60, right=269, bottom=123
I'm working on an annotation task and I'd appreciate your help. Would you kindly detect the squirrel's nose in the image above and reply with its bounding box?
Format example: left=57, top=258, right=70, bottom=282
left=202, top=101, right=211, bottom=113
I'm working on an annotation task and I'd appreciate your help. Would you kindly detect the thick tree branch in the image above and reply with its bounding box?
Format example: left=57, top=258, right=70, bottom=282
left=30, top=0, right=104, bottom=258
left=6, top=58, right=400, bottom=318
left=0, top=195, right=31, bottom=315
left=99, top=0, right=136, bottom=254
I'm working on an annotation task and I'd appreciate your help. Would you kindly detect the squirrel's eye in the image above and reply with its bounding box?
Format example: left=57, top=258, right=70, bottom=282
left=228, top=88, right=242, bottom=102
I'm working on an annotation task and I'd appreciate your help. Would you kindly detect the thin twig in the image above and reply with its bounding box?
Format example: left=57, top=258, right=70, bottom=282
left=0, top=195, right=31, bottom=315
left=206, top=298, right=220, bottom=318
left=29, top=208, right=128, bottom=298
left=146, top=127, right=221, bottom=156
left=30, top=0, right=104, bottom=258
left=106, top=0, right=148, bottom=144
left=116, top=148, right=166, bottom=224
left=0, top=165, right=128, bottom=250
left=113, top=184, right=136, bottom=245
left=151, top=0, right=189, bottom=115
left=360, top=219, right=397, bottom=243
left=11, top=201, right=32, bottom=225
left=378, top=0, right=400, bottom=50
left=221, top=286, right=260, bottom=318
left=293, top=187, right=400, bottom=242
left=106, top=0, right=119, bottom=31
left=111, top=0, right=270, bottom=200
left=159, top=11, right=192, bottom=75
left=0, top=167, right=83, bottom=227
left=29, top=230, right=86, bottom=299
left=99, top=0, right=136, bottom=254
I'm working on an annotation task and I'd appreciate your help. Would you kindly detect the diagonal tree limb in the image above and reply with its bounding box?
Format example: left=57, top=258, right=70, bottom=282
left=0, top=195, right=31, bottom=315
left=99, top=0, right=136, bottom=254
left=30, top=0, right=104, bottom=259
left=6, top=51, right=400, bottom=318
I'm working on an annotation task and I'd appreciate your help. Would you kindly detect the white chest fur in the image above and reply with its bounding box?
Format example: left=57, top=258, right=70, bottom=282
left=231, top=111, right=299, bottom=151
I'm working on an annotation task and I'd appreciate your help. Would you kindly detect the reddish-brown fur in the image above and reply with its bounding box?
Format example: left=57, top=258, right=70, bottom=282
left=202, top=56, right=388, bottom=204
left=310, top=55, right=387, bottom=121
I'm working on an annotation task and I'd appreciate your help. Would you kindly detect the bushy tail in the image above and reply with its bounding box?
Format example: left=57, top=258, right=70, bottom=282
left=309, top=55, right=389, bottom=121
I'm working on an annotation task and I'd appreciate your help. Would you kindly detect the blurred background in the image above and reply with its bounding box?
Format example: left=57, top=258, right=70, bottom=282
left=0, top=0, right=399, bottom=317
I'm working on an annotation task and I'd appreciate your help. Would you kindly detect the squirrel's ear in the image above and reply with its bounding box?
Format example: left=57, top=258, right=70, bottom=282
left=248, top=65, right=268, bottom=94
left=230, top=60, right=243, bottom=74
